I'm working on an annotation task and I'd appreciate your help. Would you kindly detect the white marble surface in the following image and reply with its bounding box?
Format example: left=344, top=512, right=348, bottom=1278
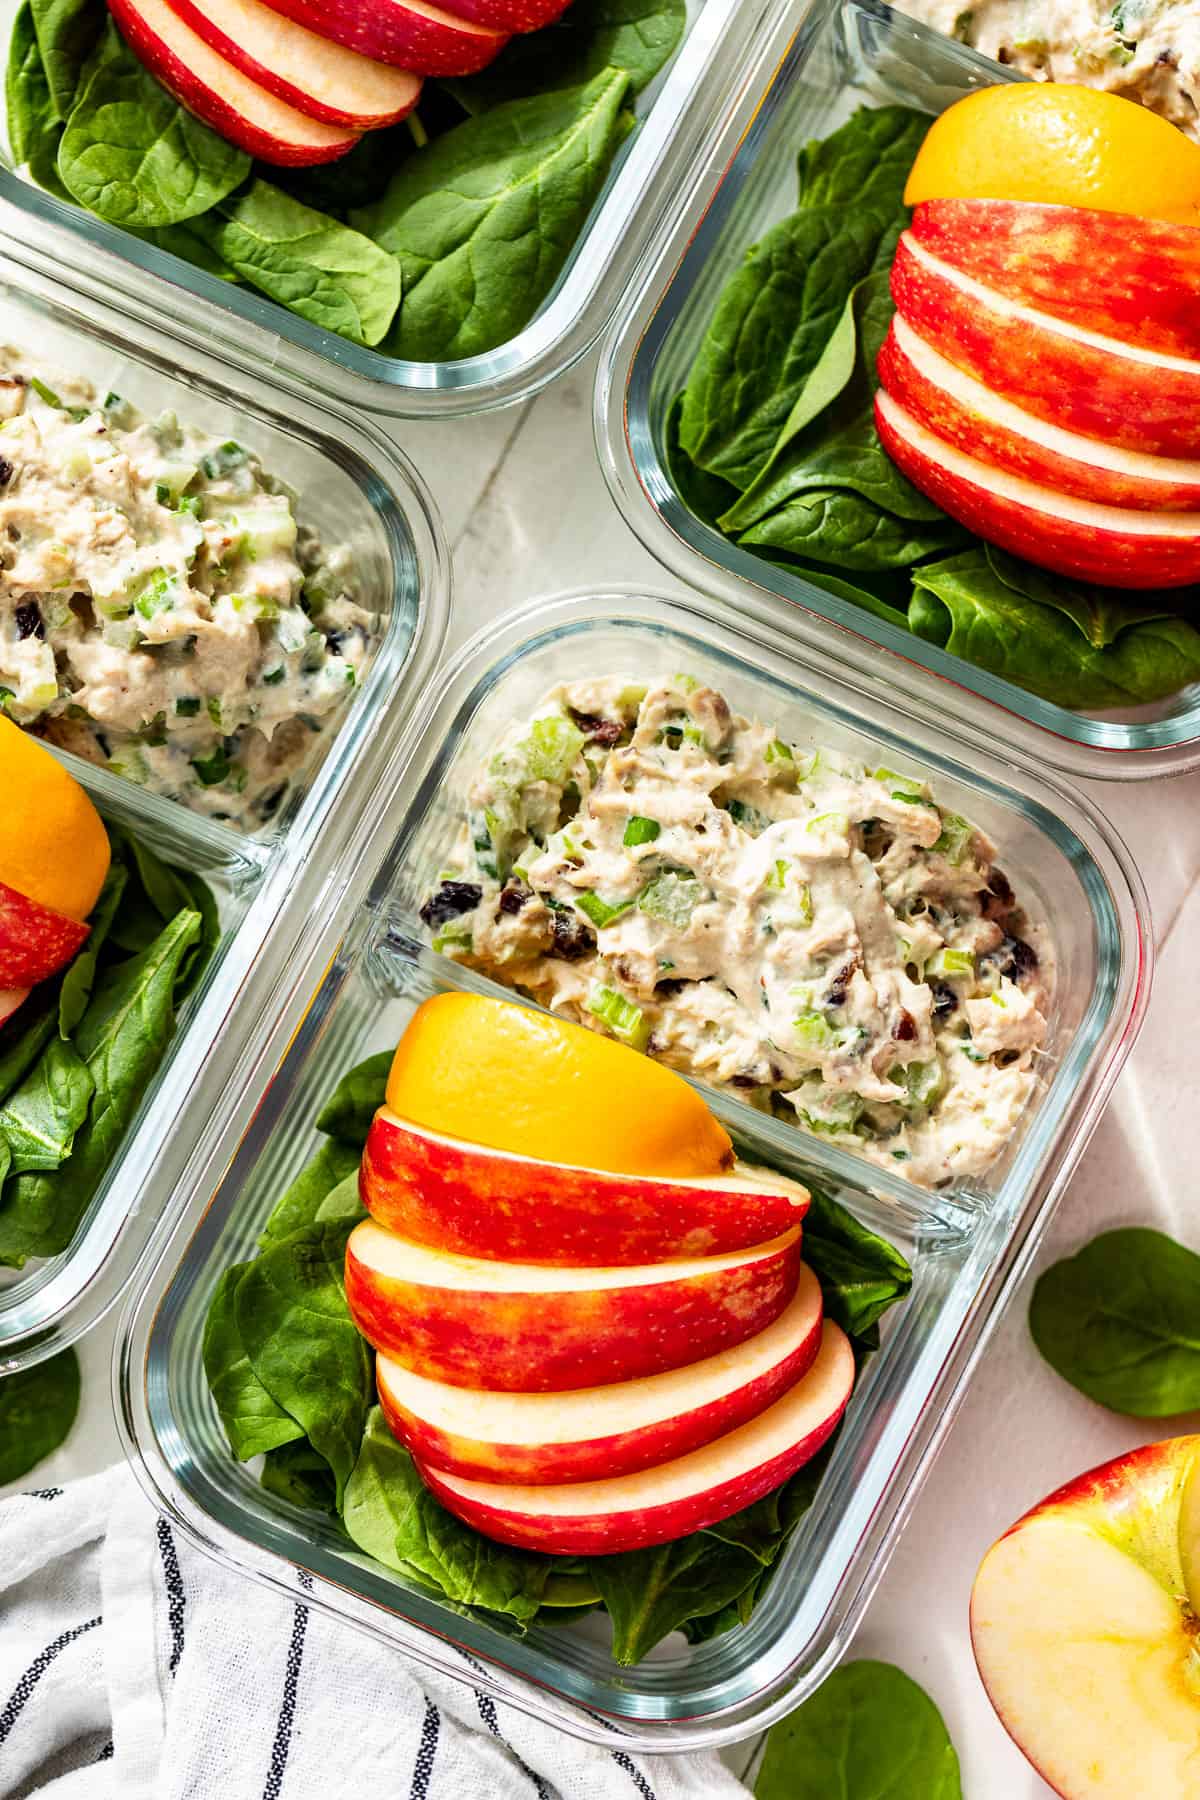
left=9, top=351, right=1200, bottom=1798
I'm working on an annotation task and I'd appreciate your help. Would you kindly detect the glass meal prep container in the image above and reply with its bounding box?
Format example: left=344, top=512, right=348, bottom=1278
left=114, top=587, right=1149, bottom=1752
left=0, top=0, right=777, bottom=419
left=595, top=0, right=1200, bottom=781
left=0, top=241, right=450, bottom=1375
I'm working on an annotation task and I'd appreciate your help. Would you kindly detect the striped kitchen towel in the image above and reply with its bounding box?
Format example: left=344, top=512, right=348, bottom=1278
left=0, top=1467, right=748, bottom=1800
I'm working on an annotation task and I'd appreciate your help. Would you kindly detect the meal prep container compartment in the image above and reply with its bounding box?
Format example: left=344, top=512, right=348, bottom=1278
left=595, top=0, right=1200, bottom=780
left=0, top=250, right=450, bottom=1373
left=0, top=0, right=778, bottom=418
left=115, top=587, right=1149, bottom=1750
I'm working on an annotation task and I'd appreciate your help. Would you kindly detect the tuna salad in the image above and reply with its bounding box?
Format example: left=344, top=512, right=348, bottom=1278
left=900, top=0, right=1200, bottom=138
left=0, top=352, right=374, bottom=827
left=422, top=676, right=1053, bottom=1189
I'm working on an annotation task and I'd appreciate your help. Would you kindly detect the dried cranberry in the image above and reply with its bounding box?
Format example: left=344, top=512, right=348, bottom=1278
left=894, top=1009, right=917, bottom=1042
left=983, top=935, right=1039, bottom=981
left=731, top=1073, right=760, bottom=1088
left=550, top=910, right=594, bottom=961
left=568, top=709, right=623, bottom=747
left=14, top=601, right=43, bottom=640
left=987, top=867, right=1014, bottom=904
left=498, top=881, right=530, bottom=915
left=931, top=983, right=958, bottom=1020
left=0, top=459, right=13, bottom=489
left=656, top=977, right=687, bottom=997
left=419, top=881, right=482, bottom=929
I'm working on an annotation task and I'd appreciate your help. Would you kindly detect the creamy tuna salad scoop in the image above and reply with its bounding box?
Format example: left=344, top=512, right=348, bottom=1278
left=422, top=677, right=1052, bottom=1189
left=0, top=352, right=373, bottom=827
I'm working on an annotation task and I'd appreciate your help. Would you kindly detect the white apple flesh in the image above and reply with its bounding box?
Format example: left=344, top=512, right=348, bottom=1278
left=163, top=0, right=421, bottom=128
left=107, top=0, right=363, bottom=165
left=972, top=1435, right=1200, bottom=1798
left=254, top=0, right=509, bottom=79
left=0, top=987, right=29, bottom=1029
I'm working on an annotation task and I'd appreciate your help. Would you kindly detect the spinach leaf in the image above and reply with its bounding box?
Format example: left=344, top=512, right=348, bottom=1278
left=192, top=181, right=401, bottom=348
left=801, top=1186, right=914, bottom=1349
left=754, top=1661, right=961, bottom=1799
left=0, top=907, right=200, bottom=1265
left=277, top=122, right=416, bottom=216
left=6, top=2, right=67, bottom=194
left=739, top=487, right=962, bottom=573
left=260, top=1439, right=339, bottom=1516
left=343, top=1406, right=550, bottom=1623
left=313, top=1051, right=392, bottom=1142
left=234, top=1219, right=372, bottom=1507
left=202, top=1262, right=306, bottom=1462
left=909, top=549, right=1200, bottom=706
left=796, top=107, right=930, bottom=213
left=0, top=1000, right=56, bottom=1109
left=0, top=1346, right=80, bottom=1483
left=58, top=859, right=126, bottom=1037
left=30, top=0, right=101, bottom=120
left=985, top=547, right=1188, bottom=651
left=664, top=392, right=741, bottom=531
left=259, top=1142, right=362, bottom=1246
left=454, top=0, right=686, bottom=111
left=358, top=68, right=631, bottom=361
left=767, top=557, right=914, bottom=629
left=1030, top=1229, right=1200, bottom=1415
left=130, top=218, right=240, bottom=281
left=57, top=20, right=250, bottom=228
left=0, top=1036, right=93, bottom=1173
left=588, top=1533, right=763, bottom=1665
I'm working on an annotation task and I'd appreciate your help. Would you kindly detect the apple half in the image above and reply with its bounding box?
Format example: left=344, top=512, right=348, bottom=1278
left=361, top=1107, right=810, bottom=1265
left=891, top=232, right=1200, bottom=459
left=164, top=0, right=421, bottom=128
left=875, top=390, right=1200, bottom=588
left=377, top=1261, right=825, bottom=1483
left=417, top=1319, right=854, bottom=1554
left=108, top=0, right=364, bottom=165
left=910, top=199, right=1200, bottom=363
left=345, top=1218, right=803, bottom=1391
left=972, top=1436, right=1200, bottom=1798
left=255, top=0, right=509, bottom=79
left=878, top=314, right=1200, bottom=512
left=0, top=878, right=90, bottom=988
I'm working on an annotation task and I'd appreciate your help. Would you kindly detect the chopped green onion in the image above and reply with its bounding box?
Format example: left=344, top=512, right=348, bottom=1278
left=30, top=377, right=64, bottom=409
left=933, top=812, right=974, bottom=862
left=174, top=695, right=201, bottom=717
left=200, top=440, right=248, bottom=479
left=587, top=983, right=649, bottom=1050
left=764, top=738, right=793, bottom=765
left=262, top=666, right=286, bottom=686
left=623, top=816, right=661, bottom=847
left=207, top=696, right=222, bottom=727
left=766, top=859, right=787, bottom=891
left=575, top=892, right=634, bottom=930
left=191, top=749, right=231, bottom=787
left=726, top=797, right=770, bottom=835
left=963, top=1045, right=987, bottom=1063
left=891, top=788, right=929, bottom=807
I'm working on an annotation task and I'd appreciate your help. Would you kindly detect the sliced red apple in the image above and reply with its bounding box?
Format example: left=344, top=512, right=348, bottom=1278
left=0, top=878, right=90, bottom=988
left=891, top=232, right=1200, bottom=459
left=164, top=0, right=420, bottom=128
left=377, top=1261, right=825, bottom=1484
left=361, top=1107, right=810, bottom=1266
left=345, top=1218, right=803, bottom=1392
left=910, top=198, right=1200, bottom=362
left=0, top=987, right=29, bottom=1029
left=430, top=0, right=572, bottom=35
left=878, top=313, right=1200, bottom=512
left=255, top=0, right=508, bottom=79
left=417, top=1320, right=854, bottom=1554
left=876, top=389, right=1200, bottom=589
left=107, top=0, right=363, bottom=166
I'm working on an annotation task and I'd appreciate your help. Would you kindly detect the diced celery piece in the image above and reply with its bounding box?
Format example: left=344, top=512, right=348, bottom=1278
left=890, top=1060, right=946, bottom=1109
left=671, top=672, right=700, bottom=693
left=765, top=738, right=793, bottom=765
left=807, top=811, right=849, bottom=837
left=638, top=872, right=699, bottom=928
left=156, top=464, right=198, bottom=504
left=623, top=816, right=660, bottom=847
left=575, top=891, right=634, bottom=929
left=616, top=684, right=647, bottom=712
left=587, top=983, right=649, bottom=1050
left=231, top=593, right=280, bottom=623
left=795, top=751, right=820, bottom=780
left=726, top=798, right=770, bottom=835
left=933, top=812, right=974, bottom=862
left=108, top=749, right=149, bottom=784
left=890, top=788, right=930, bottom=807
left=63, top=445, right=92, bottom=482
left=134, top=569, right=182, bottom=621
left=96, top=596, right=132, bottom=620
left=191, top=748, right=231, bottom=787
left=927, top=947, right=975, bottom=978
left=794, top=883, right=814, bottom=926
left=432, top=924, right=473, bottom=955
left=794, top=1010, right=839, bottom=1052
left=523, top=714, right=585, bottom=783
left=793, top=1084, right=864, bottom=1135
left=220, top=498, right=297, bottom=559
left=207, top=697, right=222, bottom=727
left=765, top=859, right=787, bottom=891
left=201, top=440, right=249, bottom=479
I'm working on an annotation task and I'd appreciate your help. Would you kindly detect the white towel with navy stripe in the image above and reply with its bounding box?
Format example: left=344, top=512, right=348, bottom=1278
left=0, top=1467, right=749, bottom=1800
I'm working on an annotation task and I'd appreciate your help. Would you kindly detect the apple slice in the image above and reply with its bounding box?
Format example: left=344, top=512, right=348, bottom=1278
left=361, top=1107, right=810, bottom=1265
left=0, top=878, right=89, bottom=988
left=429, top=0, right=572, bottom=35
left=377, top=1262, right=825, bottom=1483
left=164, top=0, right=420, bottom=128
left=417, top=1320, right=854, bottom=1554
left=875, top=390, right=1200, bottom=589
left=910, top=199, right=1200, bottom=363
left=345, top=1219, right=803, bottom=1392
left=107, top=0, right=363, bottom=166
left=878, top=314, right=1200, bottom=512
left=892, top=231, right=1200, bottom=458
left=255, top=0, right=508, bottom=79
left=0, top=988, right=29, bottom=1029
left=972, top=1437, right=1200, bottom=1798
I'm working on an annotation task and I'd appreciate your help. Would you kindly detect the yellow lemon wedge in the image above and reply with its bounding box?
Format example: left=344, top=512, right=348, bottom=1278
left=0, top=717, right=110, bottom=921
left=905, top=84, right=1200, bottom=228
left=386, top=992, right=734, bottom=1179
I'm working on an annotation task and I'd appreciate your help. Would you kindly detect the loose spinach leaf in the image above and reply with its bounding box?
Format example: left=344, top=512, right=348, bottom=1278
left=192, top=181, right=401, bottom=348
left=0, top=907, right=200, bottom=1265
left=0, top=1346, right=80, bottom=1483
left=909, top=550, right=1200, bottom=706
left=454, top=0, right=686, bottom=111
left=6, top=2, right=68, bottom=195
left=202, top=1262, right=306, bottom=1462
left=755, top=1661, right=961, bottom=1799
left=358, top=68, right=631, bottom=361
left=260, top=1438, right=339, bottom=1516
left=801, top=1187, right=914, bottom=1349
left=343, top=1406, right=551, bottom=1623
left=29, top=0, right=101, bottom=120
left=57, top=21, right=250, bottom=227
left=739, top=487, right=962, bottom=573
left=313, top=1051, right=392, bottom=1143
left=588, top=1533, right=764, bottom=1665
left=259, top=1142, right=362, bottom=1247
left=234, top=1219, right=372, bottom=1507
left=1030, top=1228, right=1200, bottom=1415
left=0, top=1036, right=93, bottom=1173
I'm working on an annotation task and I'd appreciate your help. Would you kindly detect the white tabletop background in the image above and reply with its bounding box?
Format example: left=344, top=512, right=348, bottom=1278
left=7, top=349, right=1199, bottom=1798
